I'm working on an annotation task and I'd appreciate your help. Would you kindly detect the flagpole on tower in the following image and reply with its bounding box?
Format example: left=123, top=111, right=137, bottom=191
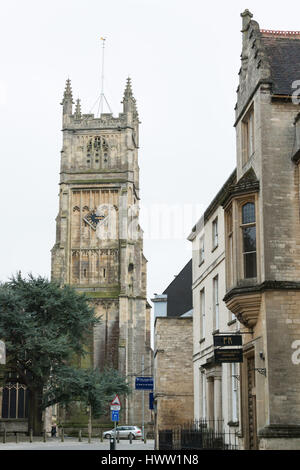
left=100, top=37, right=105, bottom=115
left=98, top=36, right=113, bottom=117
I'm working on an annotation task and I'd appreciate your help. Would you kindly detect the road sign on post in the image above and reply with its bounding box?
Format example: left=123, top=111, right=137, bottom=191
left=111, top=410, right=119, bottom=422
left=110, top=405, right=121, bottom=411
left=111, top=394, right=121, bottom=406
left=135, top=377, right=153, bottom=390
left=149, top=392, right=154, bottom=410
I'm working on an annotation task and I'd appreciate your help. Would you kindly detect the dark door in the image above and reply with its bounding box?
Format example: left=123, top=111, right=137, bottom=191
left=247, top=355, right=258, bottom=450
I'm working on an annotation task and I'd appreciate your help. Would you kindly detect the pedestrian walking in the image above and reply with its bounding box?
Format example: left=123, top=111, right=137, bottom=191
left=51, top=423, right=57, bottom=438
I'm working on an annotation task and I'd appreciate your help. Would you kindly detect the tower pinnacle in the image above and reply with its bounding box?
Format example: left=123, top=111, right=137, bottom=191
left=122, top=77, right=138, bottom=119
left=74, top=98, right=81, bottom=119
left=61, top=78, right=74, bottom=115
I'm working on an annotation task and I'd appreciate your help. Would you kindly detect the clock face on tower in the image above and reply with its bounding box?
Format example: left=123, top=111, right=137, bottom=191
left=83, top=211, right=105, bottom=230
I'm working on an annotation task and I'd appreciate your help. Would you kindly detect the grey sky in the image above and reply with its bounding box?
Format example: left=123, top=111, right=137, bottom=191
left=1, top=0, right=299, bottom=304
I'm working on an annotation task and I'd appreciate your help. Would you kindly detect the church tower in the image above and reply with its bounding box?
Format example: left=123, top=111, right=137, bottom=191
left=51, top=77, right=152, bottom=425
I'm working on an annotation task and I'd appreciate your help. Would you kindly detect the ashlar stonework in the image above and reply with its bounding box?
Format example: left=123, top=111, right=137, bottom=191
left=51, top=78, right=152, bottom=426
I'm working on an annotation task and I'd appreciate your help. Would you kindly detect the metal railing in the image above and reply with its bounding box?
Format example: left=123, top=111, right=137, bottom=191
left=159, top=420, right=239, bottom=450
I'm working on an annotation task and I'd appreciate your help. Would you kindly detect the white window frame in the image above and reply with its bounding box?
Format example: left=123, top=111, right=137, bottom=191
left=213, top=275, right=219, bottom=331
left=199, top=235, right=205, bottom=265
left=200, top=288, right=206, bottom=339
left=212, top=217, right=218, bottom=250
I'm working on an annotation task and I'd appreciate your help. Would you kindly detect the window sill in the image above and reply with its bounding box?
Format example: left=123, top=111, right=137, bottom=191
left=199, top=338, right=205, bottom=344
left=212, top=329, right=219, bottom=335
left=227, top=319, right=237, bottom=326
left=198, top=260, right=205, bottom=268
left=211, top=245, right=218, bottom=253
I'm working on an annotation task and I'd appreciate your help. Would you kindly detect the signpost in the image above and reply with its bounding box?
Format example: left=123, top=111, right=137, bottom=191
left=214, top=348, right=243, bottom=363
left=135, top=377, right=154, bottom=390
left=111, top=394, right=121, bottom=409
left=149, top=392, right=154, bottom=410
left=110, top=394, right=121, bottom=448
left=134, top=358, right=154, bottom=441
left=111, top=410, right=119, bottom=422
left=213, top=334, right=242, bottom=347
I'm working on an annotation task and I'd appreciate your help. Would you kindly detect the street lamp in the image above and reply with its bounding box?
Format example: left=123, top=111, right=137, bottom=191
left=0, top=340, right=5, bottom=365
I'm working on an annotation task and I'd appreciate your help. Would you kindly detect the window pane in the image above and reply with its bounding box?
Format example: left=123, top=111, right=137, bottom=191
left=213, top=219, right=218, bottom=247
left=242, top=203, right=255, bottom=224
left=18, top=387, right=25, bottom=419
left=243, top=226, right=256, bottom=253
left=25, top=389, right=29, bottom=418
left=9, top=387, right=17, bottom=419
left=248, top=113, right=254, bottom=156
left=200, top=290, right=205, bottom=338
left=2, top=387, right=9, bottom=418
left=244, top=252, right=257, bottom=278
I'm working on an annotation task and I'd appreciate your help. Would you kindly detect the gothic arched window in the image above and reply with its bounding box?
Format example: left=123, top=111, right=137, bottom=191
left=86, top=136, right=109, bottom=166
left=1, top=382, right=29, bottom=419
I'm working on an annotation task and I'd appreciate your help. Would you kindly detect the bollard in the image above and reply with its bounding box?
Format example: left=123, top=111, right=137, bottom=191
left=100, top=432, right=103, bottom=443
left=144, top=432, right=147, bottom=444
left=29, top=429, right=33, bottom=443
left=3, top=429, right=6, bottom=444
left=79, top=429, right=82, bottom=442
left=117, top=431, right=120, bottom=443
left=43, top=430, right=46, bottom=442
left=110, top=435, right=115, bottom=450
left=88, top=431, right=91, bottom=444
left=129, top=433, right=132, bottom=445
left=61, top=427, right=64, bottom=442
left=15, top=432, right=18, bottom=444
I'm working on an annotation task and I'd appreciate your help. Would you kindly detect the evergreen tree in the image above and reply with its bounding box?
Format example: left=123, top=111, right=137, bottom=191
left=0, top=273, right=130, bottom=435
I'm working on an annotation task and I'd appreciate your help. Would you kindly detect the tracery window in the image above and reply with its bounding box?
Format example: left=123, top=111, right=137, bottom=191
left=1, top=382, right=29, bottom=419
left=86, top=136, right=109, bottom=166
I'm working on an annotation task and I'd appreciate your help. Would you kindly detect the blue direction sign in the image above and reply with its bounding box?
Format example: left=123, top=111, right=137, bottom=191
left=149, top=392, right=154, bottom=410
left=135, top=377, right=153, bottom=390
left=111, top=410, right=119, bottom=422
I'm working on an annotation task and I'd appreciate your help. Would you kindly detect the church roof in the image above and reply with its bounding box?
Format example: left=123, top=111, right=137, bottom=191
left=260, top=30, right=300, bottom=96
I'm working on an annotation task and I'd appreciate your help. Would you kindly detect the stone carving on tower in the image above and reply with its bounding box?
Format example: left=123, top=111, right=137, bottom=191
left=51, top=77, right=152, bottom=425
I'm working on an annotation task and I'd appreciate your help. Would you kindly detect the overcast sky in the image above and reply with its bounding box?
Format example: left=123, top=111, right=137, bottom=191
left=1, top=0, right=300, bottom=306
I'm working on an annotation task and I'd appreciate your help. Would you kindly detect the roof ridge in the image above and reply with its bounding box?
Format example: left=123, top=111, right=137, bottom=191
left=260, top=29, right=300, bottom=38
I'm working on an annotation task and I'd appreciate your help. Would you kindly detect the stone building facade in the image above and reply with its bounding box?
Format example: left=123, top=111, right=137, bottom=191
left=189, top=10, right=300, bottom=450
left=153, top=316, right=193, bottom=447
left=152, top=260, right=194, bottom=446
left=188, top=175, right=242, bottom=440
left=223, top=10, right=300, bottom=450
left=51, top=78, right=152, bottom=426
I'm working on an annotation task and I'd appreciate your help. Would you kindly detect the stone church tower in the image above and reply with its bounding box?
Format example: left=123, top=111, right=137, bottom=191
left=51, top=78, right=152, bottom=425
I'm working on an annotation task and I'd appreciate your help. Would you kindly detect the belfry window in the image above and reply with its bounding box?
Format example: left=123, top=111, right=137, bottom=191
left=86, top=136, right=109, bottom=166
left=241, top=202, right=257, bottom=278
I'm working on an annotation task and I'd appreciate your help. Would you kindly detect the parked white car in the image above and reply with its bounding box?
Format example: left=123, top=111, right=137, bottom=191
left=103, top=425, right=142, bottom=440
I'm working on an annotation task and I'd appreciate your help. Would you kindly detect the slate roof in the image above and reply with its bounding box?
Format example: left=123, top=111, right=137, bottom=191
left=163, top=259, right=192, bottom=318
left=260, top=30, right=300, bottom=96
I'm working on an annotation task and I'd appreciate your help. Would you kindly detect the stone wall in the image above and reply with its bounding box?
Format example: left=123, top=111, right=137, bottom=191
left=154, top=317, right=193, bottom=435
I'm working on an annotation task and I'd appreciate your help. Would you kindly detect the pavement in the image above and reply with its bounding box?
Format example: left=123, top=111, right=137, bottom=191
left=0, top=437, right=155, bottom=451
